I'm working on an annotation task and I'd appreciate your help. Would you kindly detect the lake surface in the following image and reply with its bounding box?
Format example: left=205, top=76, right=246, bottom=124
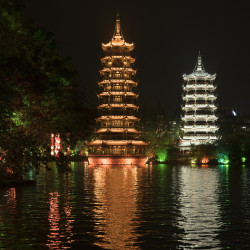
left=1, top=163, right=250, bottom=249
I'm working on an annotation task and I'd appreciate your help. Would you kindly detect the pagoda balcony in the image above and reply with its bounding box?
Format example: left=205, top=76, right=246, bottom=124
left=98, top=79, right=138, bottom=87
left=182, top=115, right=218, bottom=121
left=186, top=90, right=214, bottom=95
left=101, top=56, right=135, bottom=64
left=184, top=84, right=216, bottom=89
left=185, top=111, right=215, bottom=116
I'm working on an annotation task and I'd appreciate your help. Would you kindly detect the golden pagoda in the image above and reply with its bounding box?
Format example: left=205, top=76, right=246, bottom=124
left=87, top=14, right=149, bottom=165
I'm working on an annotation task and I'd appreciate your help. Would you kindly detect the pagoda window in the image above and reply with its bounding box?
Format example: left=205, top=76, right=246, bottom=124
left=112, top=120, right=123, bottom=127
left=113, top=72, right=122, bottom=78
left=113, top=96, right=122, bottom=103
left=113, top=85, right=122, bottom=91
left=124, top=73, right=129, bottom=79
left=105, top=85, right=111, bottom=91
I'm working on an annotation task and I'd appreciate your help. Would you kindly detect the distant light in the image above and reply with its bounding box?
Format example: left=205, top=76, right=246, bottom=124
left=232, top=110, right=237, bottom=116
left=201, top=157, right=209, bottom=164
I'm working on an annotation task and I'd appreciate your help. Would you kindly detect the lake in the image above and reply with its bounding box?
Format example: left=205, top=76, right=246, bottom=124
left=0, top=163, right=250, bottom=249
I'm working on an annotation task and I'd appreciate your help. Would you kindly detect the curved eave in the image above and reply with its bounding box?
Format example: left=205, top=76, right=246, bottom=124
left=102, top=41, right=134, bottom=51
left=96, top=116, right=140, bottom=121
left=182, top=128, right=219, bottom=132
left=182, top=136, right=218, bottom=140
left=97, top=128, right=140, bottom=133
left=98, top=79, right=138, bottom=86
left=183, top=73, right=216, bottom=81
left=184, top=86, right=216, bottom=91
left=182, top=105, right=217, bottom=110
left=98, top=91, right=138, bottom=97
left=183, top=95, right=217, bottom=100
left=181, top=116, right=218, bottom=121
left=98, top=104, right=139, bottom=110
left=100, top=68, right=136, bottom=74
left=87, top=140, right=149, bottom=146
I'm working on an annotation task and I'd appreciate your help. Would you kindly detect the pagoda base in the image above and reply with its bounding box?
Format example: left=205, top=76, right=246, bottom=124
left=88, top=155, right=148, bottom=165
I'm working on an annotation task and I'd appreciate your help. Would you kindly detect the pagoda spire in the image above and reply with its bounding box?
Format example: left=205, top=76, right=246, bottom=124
left=113, top=13, right=123, bottom=40
left=194, top=51, right=205, bottom=72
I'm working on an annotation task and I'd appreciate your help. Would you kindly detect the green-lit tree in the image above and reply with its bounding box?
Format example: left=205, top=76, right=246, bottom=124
left=0, top=0, right=92, bottom=180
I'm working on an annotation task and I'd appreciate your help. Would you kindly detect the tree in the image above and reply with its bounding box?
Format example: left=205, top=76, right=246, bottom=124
left=0, top=0, right=92, bottom=179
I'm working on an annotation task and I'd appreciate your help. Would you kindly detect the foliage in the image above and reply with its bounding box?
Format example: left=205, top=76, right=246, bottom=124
left=0, top=0, right=92, bottom=178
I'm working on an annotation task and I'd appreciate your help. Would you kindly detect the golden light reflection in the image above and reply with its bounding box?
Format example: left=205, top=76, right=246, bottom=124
left=89, top=165, right=140, bottom=249
left=6, top=188, right=17, bottom=216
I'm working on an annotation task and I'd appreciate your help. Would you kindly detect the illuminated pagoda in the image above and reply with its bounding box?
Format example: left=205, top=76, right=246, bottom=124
left=87, top=14, right=149, bottom=165
left=179, top=53, right=219, bottom=151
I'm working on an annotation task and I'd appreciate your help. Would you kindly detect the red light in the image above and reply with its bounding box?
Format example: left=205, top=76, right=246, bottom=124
left=201, top=158, right=209, bottom=164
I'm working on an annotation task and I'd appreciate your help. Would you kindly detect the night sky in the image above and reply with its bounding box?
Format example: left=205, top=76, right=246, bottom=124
left=22, top=0, right=250, bottom=117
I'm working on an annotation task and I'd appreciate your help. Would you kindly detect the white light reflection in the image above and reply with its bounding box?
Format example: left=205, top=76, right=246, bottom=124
left=178, top=166, right=222, bottom=248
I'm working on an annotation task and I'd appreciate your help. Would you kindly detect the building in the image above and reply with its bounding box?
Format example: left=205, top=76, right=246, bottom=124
left=218, top=107, right=250, bottom=136
left=87, top=14, right=149, bottom=165
left=179, top=53, right=219, bottom=151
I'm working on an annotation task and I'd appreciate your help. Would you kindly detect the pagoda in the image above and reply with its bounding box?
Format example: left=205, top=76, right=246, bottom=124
left=87, top=14, right=149, bottom=165
left=179, top=53, right=219, bottom=151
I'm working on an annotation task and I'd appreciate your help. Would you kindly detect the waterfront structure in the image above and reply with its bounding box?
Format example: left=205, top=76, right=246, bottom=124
left=179, top=53, right=219, bottom=151
left=87, top=15, right=149, bottom=165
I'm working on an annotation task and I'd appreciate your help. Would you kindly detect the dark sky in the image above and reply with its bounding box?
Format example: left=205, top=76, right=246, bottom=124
left=22, top=0, right=250, bottom=116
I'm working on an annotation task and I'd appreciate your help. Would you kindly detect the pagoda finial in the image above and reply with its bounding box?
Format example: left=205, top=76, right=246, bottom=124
left=113, top=13, right=123, bottom=40
left=194, top=51, right=205, bottom=72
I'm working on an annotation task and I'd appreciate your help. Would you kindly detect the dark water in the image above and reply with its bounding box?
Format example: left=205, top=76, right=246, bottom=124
left=1, top=164, right=250, bottom=249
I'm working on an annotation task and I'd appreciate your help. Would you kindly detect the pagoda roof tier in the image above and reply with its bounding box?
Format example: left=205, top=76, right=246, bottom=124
left=183, top=53, right=216, bottom=81
left=182, top=127, right=219, bottom=132
left=183, top=125, right=218, bottom=129
left=96, top=115, right=139, bottom=121
left=183, top=74, right=216, bottom=81
left=102, top=15, right=134, bottom=51
left=98, top=103, right=139, bottom=109
left=182, top=104, right=217, bottom=110
left=87, top=139, right=149, bottom=146
left=182, top=135, right=218, bottom=140
left=97, top=128, right=139, bottom=133
left=183, top=94, right=217, bottom=100
left=102, top=41, right=134, bottom=51
left=184, top=84, right=216, bottom=90
left=101, top=56, right=135, bottom=63
left=98, top=79, right=138, bottom=86
left=100, top=67, right=136, bottom=74
left=98, top=91, right=138, bottom=97
left=179, top=139, right=217, bottom=148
